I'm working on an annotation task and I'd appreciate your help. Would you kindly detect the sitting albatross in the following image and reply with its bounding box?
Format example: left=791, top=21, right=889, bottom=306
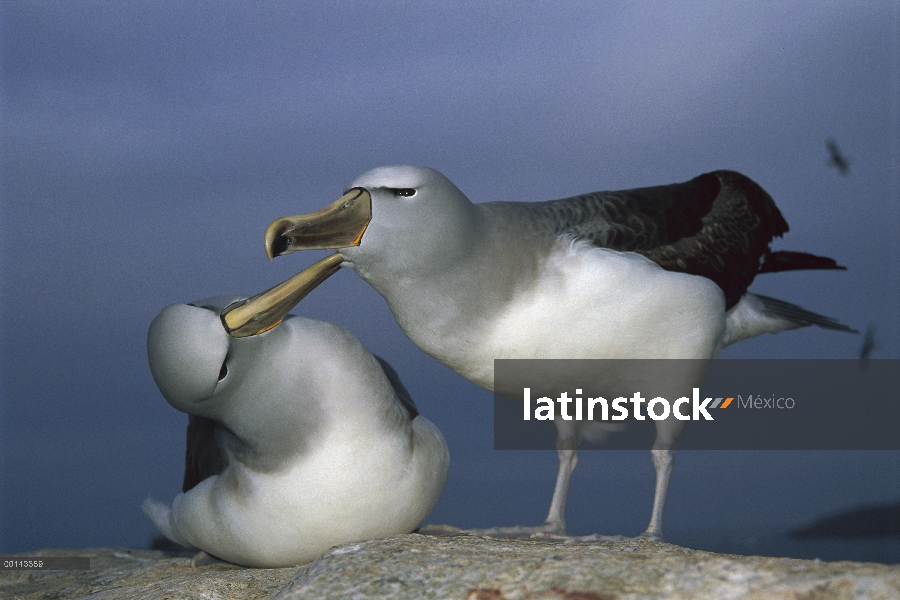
left=143, top=296, right=449, bottom=567
left=221, top=165, right=854, bottom=540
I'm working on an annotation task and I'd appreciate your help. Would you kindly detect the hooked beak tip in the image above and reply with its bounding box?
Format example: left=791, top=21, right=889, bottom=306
left=264, top=222, right=291, bottom=260
left=262, top=189, right=372, bottom=256
left=222, top=252, right=344, bottom=337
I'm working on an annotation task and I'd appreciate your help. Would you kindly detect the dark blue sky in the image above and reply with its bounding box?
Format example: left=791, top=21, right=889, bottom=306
left=2, top=2, right=898, bottom=556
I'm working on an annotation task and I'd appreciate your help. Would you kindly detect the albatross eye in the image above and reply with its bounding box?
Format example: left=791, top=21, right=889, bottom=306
left=388, top=188, right=416, bottom=197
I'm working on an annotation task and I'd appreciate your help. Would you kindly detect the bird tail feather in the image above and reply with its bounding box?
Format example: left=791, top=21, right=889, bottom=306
left=754, top=294, right=856, bottom=333
left=142, top=497, right=191, bottom=548
left=759, top=250, right=847, bottom=274
left=723, top=293, right=856, bottom=347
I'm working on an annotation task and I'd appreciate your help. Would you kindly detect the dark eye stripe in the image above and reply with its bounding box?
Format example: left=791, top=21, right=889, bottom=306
left=387, top=188, right=416, bottom=197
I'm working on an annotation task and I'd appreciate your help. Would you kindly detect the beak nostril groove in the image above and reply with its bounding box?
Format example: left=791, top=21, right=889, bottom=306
left=271, top=234, right=291, bottom=257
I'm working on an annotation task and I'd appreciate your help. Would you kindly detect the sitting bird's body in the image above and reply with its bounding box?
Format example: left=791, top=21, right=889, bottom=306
left=143, top=296, right=449, bottom=567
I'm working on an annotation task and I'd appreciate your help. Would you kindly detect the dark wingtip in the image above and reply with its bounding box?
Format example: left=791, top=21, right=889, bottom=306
left=374, top=356, right=419, bottom=420
left=759, top=250, right=848, bottom=274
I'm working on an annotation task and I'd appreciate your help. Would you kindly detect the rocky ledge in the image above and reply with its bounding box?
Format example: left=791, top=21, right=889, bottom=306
left=2, top=534, right=898, bottom=600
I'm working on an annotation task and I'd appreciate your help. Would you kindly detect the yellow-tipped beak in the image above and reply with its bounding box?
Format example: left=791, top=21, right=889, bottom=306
left=265, top=188, right=371, bottom=260
left=220, top=253, right=344, bottom=337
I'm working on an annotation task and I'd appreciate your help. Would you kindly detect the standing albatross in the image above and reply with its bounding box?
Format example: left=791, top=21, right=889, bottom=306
left=221, top=165, right=854, bottom=540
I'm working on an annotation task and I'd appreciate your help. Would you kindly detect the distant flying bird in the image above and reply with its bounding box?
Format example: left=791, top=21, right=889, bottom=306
left=826, top=138, right=850, bottom=175
left=229, top=166, right=855, bottom=542
left=860, top=324, right=877, bottom=363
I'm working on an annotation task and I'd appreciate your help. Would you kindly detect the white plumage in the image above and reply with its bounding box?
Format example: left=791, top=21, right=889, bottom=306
left=255, top=165, right=853, bottom=540
left=143, top=296, right=449, bottom=567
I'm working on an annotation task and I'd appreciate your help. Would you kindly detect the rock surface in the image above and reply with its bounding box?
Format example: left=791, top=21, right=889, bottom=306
left=2, top=535, right=898, bottom=599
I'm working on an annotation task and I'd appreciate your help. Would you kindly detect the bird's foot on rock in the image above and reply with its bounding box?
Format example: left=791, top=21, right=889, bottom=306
left=635, top=529, right=664, bottom=542
left=532, top=532, right=627, bottom=543
left=189, top=551, right=221, bottom=568
left=469, top=519, right=569, bottom=539
left=417, top=524, right=652, bottom=544
left=418, top=522, right=565, bottom=539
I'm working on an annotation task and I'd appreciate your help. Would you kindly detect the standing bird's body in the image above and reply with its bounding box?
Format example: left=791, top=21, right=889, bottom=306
left=234, top=165, right=853, bottom=540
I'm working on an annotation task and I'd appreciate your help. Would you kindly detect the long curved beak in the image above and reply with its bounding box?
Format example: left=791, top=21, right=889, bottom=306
left=265, top=188, right=371, bottom=260
left=220, top=253, right=344, bottom=337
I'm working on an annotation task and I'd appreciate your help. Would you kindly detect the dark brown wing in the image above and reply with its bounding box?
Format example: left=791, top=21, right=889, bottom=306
left=182, top=415, right=228, bottom=493
left=374, top=355, right=418, bottom=420
left=511, top=171, right=789, bottom=309
left=633, top=171, right=789, bottom=308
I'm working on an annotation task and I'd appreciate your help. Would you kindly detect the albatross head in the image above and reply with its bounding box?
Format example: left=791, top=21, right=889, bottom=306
left=223, top=165, right=479, bottom=337
left=266, top=165, right=477, bottom=265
